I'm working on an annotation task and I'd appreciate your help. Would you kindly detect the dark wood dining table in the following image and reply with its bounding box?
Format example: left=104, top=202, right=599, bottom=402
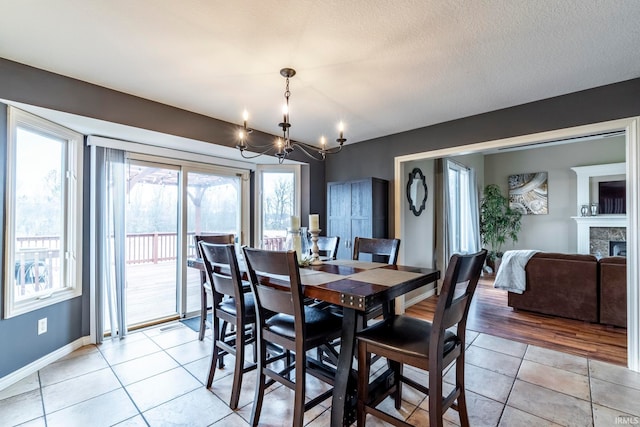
left=188, top=256, right=440, bottom=426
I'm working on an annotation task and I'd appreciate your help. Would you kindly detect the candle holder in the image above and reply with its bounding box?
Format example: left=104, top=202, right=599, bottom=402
left=309, top=228, right=322, bottom=265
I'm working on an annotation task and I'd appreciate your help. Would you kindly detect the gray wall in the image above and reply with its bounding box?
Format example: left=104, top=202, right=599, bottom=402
left=484, top=136, right=626, bottom=253
left=325, top=77, right=640, bottom=238
left=402, top=159, right=435, bottom=268
left=401, top=159, right=435, bottom=303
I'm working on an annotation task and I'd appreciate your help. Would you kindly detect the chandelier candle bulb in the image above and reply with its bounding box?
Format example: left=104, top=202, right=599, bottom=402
left=309, top=214, right=319, bottom=231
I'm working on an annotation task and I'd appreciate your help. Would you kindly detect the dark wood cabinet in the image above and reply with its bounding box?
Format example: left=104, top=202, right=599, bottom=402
left=327, top=177, right=389, bottom=260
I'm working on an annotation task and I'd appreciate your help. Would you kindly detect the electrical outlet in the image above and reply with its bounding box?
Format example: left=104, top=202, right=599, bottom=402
left=38, top=318, right=47, bottom=335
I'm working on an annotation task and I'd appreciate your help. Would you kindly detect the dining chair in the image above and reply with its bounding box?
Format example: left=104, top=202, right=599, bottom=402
left=353, top=237, right=400, bottom=264
left=242, top=247, right=342, bottom=427
left=198, top=241, right=257, bottom=409
left=315, top=235, right=340, bottom=260
left=355, top=249, right=487, bottom=427
left=352, top=237, right=401, bottom=323
left=193, top=233, right=236, bottom=341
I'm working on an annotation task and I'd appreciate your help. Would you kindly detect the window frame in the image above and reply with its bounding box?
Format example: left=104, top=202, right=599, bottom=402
left=4, top=107, right=83, bottom=318
left=255, top=164, right=301, bottom=248
left=447, top=160, right=472, bottom=254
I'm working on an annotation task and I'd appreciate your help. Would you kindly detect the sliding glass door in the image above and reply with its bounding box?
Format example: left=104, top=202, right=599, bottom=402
left=125, top=161, right=180, bottom=326
left=185, top=170, right=242, bottom=314
left=100, top=154, right=248, bottom=333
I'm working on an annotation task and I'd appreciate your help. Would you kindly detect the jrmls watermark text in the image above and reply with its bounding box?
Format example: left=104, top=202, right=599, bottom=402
left=616, top=416, right=640, bottom=425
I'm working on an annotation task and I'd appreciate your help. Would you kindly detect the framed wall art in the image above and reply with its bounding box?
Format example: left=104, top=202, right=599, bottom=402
left=508, top=172, right=548, bottom=215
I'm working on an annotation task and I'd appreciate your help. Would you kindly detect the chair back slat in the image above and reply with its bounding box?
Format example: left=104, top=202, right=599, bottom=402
left=353, top=237, right=400, bottom=264
left=442, top=295, right=469, bottom=329
left=244, top=247, right=294, bottom=277
left=194, top=234, right=235, bottom=258
left=315, top=236, right=340, bottom=260
left=254, top=283, right=295, bottom=315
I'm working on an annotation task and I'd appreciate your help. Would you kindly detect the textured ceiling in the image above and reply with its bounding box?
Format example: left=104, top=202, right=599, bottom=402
left=1, top=0, right=640, bottom=148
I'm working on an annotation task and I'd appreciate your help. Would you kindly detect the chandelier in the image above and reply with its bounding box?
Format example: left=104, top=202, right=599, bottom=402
left=236, top=68, right=346, bottom=163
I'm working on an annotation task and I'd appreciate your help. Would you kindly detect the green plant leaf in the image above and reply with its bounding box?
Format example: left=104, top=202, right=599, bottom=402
left=480, top=184, right=522, bottom=257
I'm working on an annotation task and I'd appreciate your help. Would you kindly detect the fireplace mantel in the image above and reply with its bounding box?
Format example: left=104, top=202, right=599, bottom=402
left=571, top=162, right=627, bottom=254
left=572, top=215, right=627, bottom=254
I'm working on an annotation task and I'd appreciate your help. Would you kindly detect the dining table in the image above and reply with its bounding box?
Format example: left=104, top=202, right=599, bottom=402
left=188, top=255, right=440, bottom=426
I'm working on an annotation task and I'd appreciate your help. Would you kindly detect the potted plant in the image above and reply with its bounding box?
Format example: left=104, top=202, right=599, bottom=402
left=480, top=184, right=522, bottom=272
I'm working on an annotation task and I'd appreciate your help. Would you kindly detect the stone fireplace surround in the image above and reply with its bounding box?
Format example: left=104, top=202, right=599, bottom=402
left=590, top=226, right=626, bottom=257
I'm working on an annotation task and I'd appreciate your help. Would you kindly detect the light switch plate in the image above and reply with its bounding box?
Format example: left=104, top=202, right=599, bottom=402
left=38, top=318, right=47, bottom=335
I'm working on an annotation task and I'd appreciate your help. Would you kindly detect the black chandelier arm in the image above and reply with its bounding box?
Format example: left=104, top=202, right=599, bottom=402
left=238, top=146, right=279, bottom=159
left=288, top=141, right=341, bottom=161
left=291, top=142, right=327, bottom=161
left=241, top=140, right=280, bottom=150
left=320, top=144, right=343, bottom=155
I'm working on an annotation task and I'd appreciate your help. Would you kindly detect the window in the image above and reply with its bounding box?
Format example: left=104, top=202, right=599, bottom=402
left=446, top=160, right=479, bottom=254
left=4, top=107, right=83, bottom=318
left=256, top=165, right=300, bottom=249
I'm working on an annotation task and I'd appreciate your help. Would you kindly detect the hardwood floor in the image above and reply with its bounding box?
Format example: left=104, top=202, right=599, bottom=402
left=406, top=277, right=628, bottom=366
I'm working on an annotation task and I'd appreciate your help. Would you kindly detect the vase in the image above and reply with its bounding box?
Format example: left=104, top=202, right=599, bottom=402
left=285, top=227, right=309, bottom=261
left=581, top=205, right=589, bottom=217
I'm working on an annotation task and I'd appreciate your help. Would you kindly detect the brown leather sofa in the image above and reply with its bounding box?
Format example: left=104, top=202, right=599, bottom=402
left=507, top=252, right=627, bottom=326
left=599, top=256, right=627, bottom=327
left=507, top=253, right=599, bottom=322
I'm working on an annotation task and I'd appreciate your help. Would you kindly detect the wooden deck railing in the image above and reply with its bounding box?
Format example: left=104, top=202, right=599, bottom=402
left=16, top=233, right=288, bottom=265
left=262, top=236, right=286, bottom=251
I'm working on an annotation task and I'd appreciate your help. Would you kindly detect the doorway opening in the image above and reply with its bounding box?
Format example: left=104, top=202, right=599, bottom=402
left=394, top=117, right=640, bottom=371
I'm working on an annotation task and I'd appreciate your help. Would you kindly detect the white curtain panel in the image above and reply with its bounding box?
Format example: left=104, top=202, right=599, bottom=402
left=93, top=146, right=127, bottom=341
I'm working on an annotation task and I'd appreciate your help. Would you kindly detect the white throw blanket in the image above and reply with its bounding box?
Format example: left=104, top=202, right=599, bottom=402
left=493, top=250, right=540, bottom=294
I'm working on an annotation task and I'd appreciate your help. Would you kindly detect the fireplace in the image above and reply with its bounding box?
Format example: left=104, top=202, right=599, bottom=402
left=610, top=240, right=627, bottom=257
left=572, top=162, right=627, bottom=255
left=585, top=225, right=626, bottom=257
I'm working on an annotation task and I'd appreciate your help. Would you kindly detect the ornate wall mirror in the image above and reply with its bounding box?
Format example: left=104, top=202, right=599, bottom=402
left=406, top=168, right=428, bottom=216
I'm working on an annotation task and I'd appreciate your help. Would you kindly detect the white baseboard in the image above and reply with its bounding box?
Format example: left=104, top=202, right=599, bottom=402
left=0, top=335, right=93, bottom=391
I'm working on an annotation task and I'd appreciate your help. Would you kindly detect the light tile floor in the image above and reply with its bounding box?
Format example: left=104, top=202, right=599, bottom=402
left=1, top=322, right=640, bottom=427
